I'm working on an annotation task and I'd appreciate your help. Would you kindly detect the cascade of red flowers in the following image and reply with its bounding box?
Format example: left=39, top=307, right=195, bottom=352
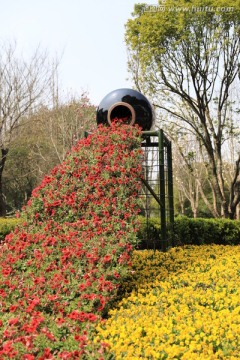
left=0, top=122, right=143, bottom=359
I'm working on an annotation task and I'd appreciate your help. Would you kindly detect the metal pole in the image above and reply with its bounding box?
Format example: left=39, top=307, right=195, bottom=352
left=167, top=141, right=175, bottom=247
left=141, top=177, right=163, bottom=208
left=159, top=129, right=167, bottom=252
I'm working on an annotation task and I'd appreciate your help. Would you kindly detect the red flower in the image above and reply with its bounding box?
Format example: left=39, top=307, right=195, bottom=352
left=103, top=254, right=111, bottom=263
left=0, top=123, right=143, bottom=357
left=8, top=318, right=19, bottom=326
left=23, top=355, right=35, bottom=360
left=38, top=348, right=54, bottom=360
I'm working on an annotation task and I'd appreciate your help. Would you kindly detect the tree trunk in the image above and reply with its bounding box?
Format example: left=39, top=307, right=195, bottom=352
left=0, top=149, right=9, bottom=217
left=229, top=154, right=240, bottom=219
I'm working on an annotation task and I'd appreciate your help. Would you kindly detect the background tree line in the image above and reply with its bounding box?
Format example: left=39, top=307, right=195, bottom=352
left=3, top=97, right=96, bottom=213
left=0, top=41, right=96, bottom=216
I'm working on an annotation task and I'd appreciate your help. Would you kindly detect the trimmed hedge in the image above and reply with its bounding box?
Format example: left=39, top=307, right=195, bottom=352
left=0, top=218, right=22, bottom=243
left=137, top=215, right=240, bottom=246
left=174, top=216, right=240, bottom=245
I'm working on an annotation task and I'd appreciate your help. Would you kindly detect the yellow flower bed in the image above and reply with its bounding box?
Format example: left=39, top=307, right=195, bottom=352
left=96, top=245, right=240, bottom=359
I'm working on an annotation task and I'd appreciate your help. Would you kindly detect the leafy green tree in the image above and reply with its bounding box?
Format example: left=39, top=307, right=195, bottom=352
left=126, top=0, right=240, bottom=218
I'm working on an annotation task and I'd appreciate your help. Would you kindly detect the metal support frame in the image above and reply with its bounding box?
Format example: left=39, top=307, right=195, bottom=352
left=141, top=130, right=174, bottom=251
left=85, top=128, right=174, bottom=251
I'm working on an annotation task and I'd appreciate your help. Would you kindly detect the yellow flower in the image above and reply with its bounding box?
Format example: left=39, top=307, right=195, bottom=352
left=96, top=245, right=240, bottom=359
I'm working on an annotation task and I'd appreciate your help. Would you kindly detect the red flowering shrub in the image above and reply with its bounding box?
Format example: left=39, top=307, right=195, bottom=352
left=0, top=123, right=143, bottom=359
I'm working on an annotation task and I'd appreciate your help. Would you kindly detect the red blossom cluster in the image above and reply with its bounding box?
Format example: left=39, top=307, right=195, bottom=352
left=0, top=123, right=143, bottom=359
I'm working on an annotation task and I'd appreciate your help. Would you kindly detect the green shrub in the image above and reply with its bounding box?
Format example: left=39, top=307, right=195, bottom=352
left=174, top=216, right=240, bottom=245
left=136, top=216, right=162, bottom=249
left=137, top=215, right=240, bottom=246
left=0, top=218, right=22, bottom=242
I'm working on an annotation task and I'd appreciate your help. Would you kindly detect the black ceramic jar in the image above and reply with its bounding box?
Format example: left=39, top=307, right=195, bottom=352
left=96, top=88, right=154, bottom=131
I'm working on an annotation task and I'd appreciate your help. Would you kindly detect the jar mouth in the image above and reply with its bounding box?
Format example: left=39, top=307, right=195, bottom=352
left=107, top=102, right=136, bottom=126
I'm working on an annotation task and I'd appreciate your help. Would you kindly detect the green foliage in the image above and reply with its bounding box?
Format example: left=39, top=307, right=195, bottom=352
left=126, top=0, right=240, bottom=219
left=137, top=216, right=161, bottom=249
left=126, top=0, right=240, bottom=61
left=0, top=218, right=22, bottom=242
left=137, top=215, right=240, bottom=246
left=126, top=0, right=240, bottom=101
left=174, top=216, right=240, bottom=245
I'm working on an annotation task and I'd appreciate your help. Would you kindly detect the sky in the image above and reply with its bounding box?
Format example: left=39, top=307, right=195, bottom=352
left=0, top=0, right=154, bottom=106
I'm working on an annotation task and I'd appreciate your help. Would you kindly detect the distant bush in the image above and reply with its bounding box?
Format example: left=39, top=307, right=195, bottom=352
left=174, top=216, right=240, bottom=245
left=0, top=218, right=22, bottom=243
left=137, top=215, right=240, bottom=247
